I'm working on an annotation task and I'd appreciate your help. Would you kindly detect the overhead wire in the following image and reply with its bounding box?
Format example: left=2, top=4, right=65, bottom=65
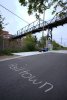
left=0, top=4, right=29, bottom=24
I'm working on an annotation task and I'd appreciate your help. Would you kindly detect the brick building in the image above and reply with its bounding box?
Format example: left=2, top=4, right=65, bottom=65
left=0, top=30, right=23, bottom=51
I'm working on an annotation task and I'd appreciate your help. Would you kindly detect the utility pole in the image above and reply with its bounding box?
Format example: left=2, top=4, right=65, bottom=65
left=42, top=10, right=45, bottom=37
left=60, top=36, right=62, bottom=48
left=61, top=36, right=62, bottom=45
left=39, top=12, right=40, bottom=27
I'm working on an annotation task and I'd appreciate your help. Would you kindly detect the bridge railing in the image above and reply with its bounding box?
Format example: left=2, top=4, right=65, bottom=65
left=15, top=10, right=67, bottom=37
left=47, top=10, right=67, bottom=24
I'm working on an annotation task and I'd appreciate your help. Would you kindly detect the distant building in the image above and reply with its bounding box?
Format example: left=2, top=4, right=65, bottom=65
left=0, top=30, right=24, bottom=51
left=1, top=30, right=12, bottom=39
left=0, top=30, right=13, bottom=50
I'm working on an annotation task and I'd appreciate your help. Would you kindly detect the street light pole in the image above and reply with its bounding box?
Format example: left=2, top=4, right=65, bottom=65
left=42, top=10, right=45, bottom=37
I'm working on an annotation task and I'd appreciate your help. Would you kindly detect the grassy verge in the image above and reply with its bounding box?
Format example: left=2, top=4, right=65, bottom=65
left=0, top=48, right=32, bottom=56
left=0, top=49, right=13, bottom=56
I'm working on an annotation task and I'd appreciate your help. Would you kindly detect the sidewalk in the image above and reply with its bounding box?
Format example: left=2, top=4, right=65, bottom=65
left=0, top=55, right=21, bottom=62
left=50, top=50, right=67, bottom=54
left=0, top=50, right=67, bottom=61
left=0, top=51, right=44, bottom=61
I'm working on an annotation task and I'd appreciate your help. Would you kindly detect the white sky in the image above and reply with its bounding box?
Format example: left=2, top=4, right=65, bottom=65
left=0, top=0, right=67, bottom=46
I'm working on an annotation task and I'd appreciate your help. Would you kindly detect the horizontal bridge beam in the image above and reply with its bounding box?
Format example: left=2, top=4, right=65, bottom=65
left=12, top=16, right=67, bottom=39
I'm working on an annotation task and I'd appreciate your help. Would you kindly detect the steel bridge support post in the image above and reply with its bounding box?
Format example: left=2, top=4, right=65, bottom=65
left=46, top=28, right=53, bottom=50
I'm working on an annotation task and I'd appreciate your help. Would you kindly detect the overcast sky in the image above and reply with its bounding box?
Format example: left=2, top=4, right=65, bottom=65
left=0, top=0, right=67, bottom=46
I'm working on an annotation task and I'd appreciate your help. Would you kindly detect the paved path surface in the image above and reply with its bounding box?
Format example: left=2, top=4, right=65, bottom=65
left=0, top=52, right=67, bottom=100
left=0, top=55, right=21, bottom=62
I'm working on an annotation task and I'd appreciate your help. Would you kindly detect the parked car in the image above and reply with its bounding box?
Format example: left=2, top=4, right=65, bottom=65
left=39, top=48, right=48, bottom=52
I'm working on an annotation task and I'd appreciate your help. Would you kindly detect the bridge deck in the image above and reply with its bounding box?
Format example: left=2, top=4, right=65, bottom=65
left=12, top=17, right=67, bottom=39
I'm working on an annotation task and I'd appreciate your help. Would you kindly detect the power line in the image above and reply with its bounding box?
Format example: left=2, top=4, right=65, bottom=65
left=53, top=38, right=67, bottom=40
left=0, top=4, right=29, bottom=24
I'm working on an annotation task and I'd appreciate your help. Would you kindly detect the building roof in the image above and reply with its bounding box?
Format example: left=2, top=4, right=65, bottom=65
left=0, top=30, right=13, bottom=39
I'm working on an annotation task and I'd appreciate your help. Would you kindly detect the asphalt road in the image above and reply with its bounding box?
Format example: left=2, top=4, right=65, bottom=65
left=0, top=52, right=67, bottom=100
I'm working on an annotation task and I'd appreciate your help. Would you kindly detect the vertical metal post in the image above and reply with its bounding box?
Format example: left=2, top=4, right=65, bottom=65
left=50, top=28, right=53, bottom=50
left=50, top=28, right=52, bottom=43
left=39, top=13, right=40, bottom=27
left=46, top=29, right=49, bottom=48
left=17, top=31, right=18, bottom=35
left=42, top=10, right=45, bottom=37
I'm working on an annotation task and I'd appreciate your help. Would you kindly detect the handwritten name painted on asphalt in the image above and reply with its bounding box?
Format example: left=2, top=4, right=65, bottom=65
left=9, top=64, right=53, bottom=93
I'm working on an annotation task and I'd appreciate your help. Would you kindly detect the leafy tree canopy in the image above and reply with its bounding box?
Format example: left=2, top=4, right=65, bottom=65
left=0, top=12, right=8, bottom=35
left=0, top=14, right=4, bottom=31
left=23, top=34, right=37, bottom=51
left=19, top=0, right=67, bottom=18
left=52, top=40, right=63, bottom=50
left=39, top=35, right=46, bottom=48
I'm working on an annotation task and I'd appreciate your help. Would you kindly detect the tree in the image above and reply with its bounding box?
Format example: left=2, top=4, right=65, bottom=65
left=0, top=13, right=5, bottom=32
left=38, top=36, right=46, bottom=48
left=52, top=0, right=67, bottom=18
left=19, top=0, right=50, bottom=16
left=19, top=0, right=67, bottom=17
left=23, top=34, right=37, bottom=51
left=0, top=12, right=8, bottom=35
left=52, top=40, right=63, bottom=50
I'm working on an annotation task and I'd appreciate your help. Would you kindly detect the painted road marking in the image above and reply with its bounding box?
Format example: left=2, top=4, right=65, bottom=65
left=9, top=63, right=54, bottom=94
